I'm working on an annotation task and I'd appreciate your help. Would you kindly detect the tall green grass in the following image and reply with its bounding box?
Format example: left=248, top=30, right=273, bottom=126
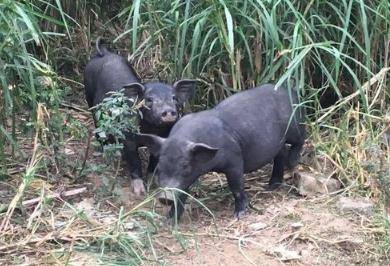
left=1, top=0, right=388, bottom=186
left=0, top=0, right=70, bottom=172
left=118, top=0, right=388, bottom=106
left=1, top=0, right=388, bottom=187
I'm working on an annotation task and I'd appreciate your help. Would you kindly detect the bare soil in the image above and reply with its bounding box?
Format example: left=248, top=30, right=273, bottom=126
left=147, top=173, right=380, bottom=265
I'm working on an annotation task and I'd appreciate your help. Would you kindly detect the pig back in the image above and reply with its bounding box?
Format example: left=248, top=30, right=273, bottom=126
left=85, top=53, right=140, bottom=107
left=215, top=84, right=297, bottom=171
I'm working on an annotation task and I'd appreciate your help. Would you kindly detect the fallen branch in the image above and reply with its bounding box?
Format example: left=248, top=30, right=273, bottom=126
left=0, top=233, right=83, bottom=253
left=60, top=102, right=90, bottom=115
left=0, top=236, right=55, bottom=253
left=22, top=187, right=87, bottom=207
left=0, top=187, right=87, bottom=214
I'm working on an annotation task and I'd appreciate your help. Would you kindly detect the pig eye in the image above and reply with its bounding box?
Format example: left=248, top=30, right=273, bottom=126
left=145, top=97, right=153, bottom=107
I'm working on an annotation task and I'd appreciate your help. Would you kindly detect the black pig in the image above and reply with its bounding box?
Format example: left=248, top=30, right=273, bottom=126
left=138, top=84, right=306, bottom=219
left=84, top=38, right=196, bottom=195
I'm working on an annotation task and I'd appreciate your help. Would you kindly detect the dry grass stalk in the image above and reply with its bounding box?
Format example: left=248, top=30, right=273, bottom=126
left=0, top=104, right=46, bottom=233
left=316, top=67, right=390, bottom=123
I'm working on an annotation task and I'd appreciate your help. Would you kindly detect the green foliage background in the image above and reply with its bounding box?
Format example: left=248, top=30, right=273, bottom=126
left=0, top=0, right=389, bottom=186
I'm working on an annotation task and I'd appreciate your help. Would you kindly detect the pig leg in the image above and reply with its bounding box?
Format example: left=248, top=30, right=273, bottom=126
left=91, top=114, right=104, bottom=148
left=269, top=146, right=288, bottom=189
left=147, top=154, right=159, bottom=174
left=147, top=155, right=159, bottom=186
left=286, top=127, right=305, bottom=169
left=168, top=192, right=188, bottom=220
left=287, top=140, right=304, bottom=169
left=225, top=166, right=248, bottom=219
left=122, top=141, right=145, bottom=196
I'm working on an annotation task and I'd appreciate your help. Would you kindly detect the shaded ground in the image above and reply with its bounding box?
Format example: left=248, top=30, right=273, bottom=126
left=0, top=101, right=387, bottom=266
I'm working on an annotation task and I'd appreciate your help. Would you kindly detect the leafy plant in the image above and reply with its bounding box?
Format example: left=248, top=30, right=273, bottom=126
left=0, top=0, right=67, bottom=163
left=92, top=90, right=141, bottom=160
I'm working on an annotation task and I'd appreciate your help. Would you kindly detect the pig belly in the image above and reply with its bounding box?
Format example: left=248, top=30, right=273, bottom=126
left=240, top=130, right=285, bottom=173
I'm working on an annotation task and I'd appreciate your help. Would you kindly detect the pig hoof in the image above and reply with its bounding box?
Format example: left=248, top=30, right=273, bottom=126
left=165, top=214, right=182, bottom=226
left=234, top=209, right=247, bottom=220
left=268, top=182, right=282, bottom=190
left=167, top=204, right=185, bottom=220
left=132, top=179, right=146, bottom=196
left=156, top=190, right=175, bottom=206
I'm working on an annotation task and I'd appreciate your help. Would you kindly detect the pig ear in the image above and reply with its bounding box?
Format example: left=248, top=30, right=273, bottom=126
left=136, top=133, right=165, bottom=156
left=189, top=143, right=218, bottom=164
left=173, top=79, right=196, bottom=104
left=123, top=83, right=145, bottom=98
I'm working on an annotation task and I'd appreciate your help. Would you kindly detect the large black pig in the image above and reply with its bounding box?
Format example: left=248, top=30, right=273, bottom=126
left=138, top=84, right=306, bottom=219
left=84, top=38, right=196, bottom=195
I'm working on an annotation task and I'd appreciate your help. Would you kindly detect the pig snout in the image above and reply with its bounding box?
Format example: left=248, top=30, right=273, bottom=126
left=156, top=190, right=175, bottom=205
left=160, top=110, right=177, bottom=123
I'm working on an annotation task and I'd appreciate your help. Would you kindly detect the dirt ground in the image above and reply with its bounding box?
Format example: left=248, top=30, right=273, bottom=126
left=0, top=102, right=387, bottom=266
left=160, top=187, right=376, bottom=265
left=69, top=169, right=384, bottom=265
